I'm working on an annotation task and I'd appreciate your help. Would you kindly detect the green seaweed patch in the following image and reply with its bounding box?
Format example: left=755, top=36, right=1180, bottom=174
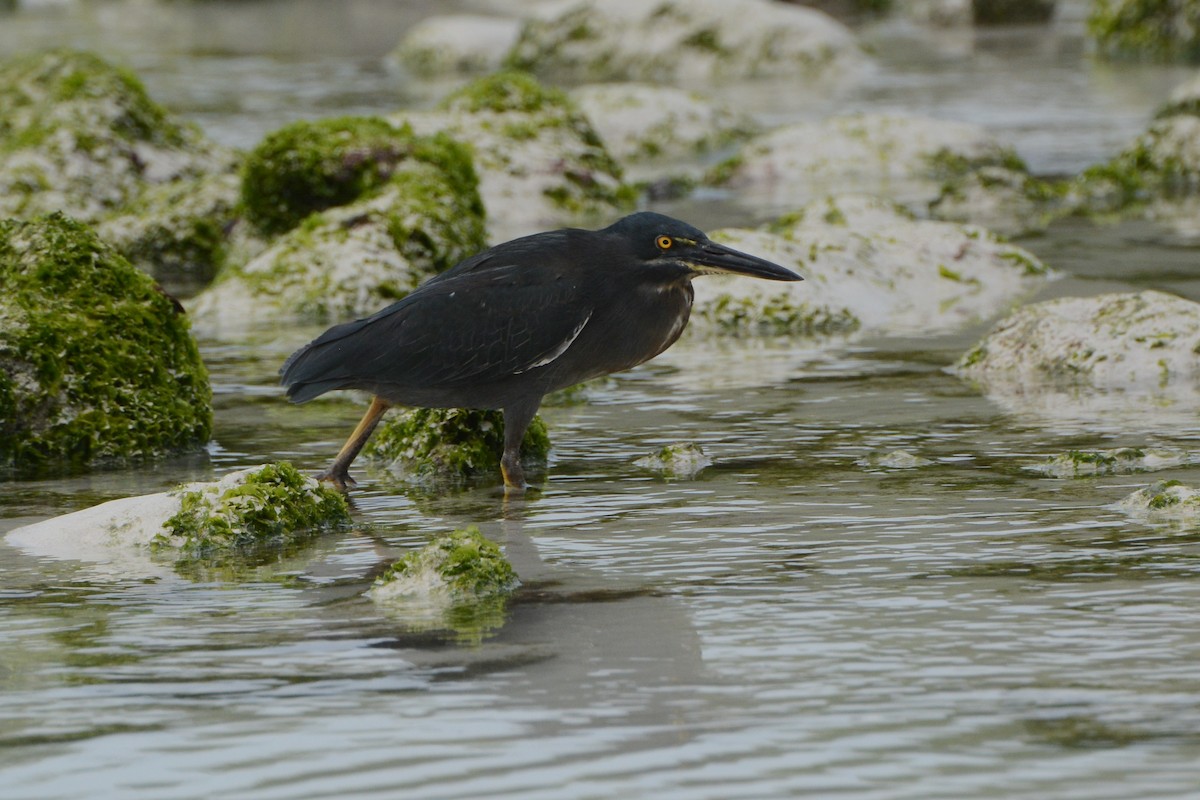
left=696, top=295, right=861, bottom=337
left=364, top=408, right=550, bottom=484
left=440, top=70, right=570, bottom=115
left=924, top=552, right=1200, bottom=582
left=1088, top=0, right=1200, bottom=63
left=154, top=462, right=350, bottom=559
left=371, top=526, right=518, bottom=641
left=0, top=213, right=211, bottom=475
left=240, top=117, right=476, bottom=236
left=1023, top=715, right=1169, bottom=749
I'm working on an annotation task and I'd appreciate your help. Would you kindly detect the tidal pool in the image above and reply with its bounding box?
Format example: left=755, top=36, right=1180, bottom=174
left=4, top=2, right=1200, bottom=798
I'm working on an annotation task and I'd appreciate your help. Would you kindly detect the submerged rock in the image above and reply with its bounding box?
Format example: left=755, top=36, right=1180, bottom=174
left=1075, top=114, right=1200, bottom=212
left=0, top=50, right=231, bottom=224
left=190, top=128, right=486, bottom=333
left=369, top=526, right=518, bottom=640
left=1028, top=448, right=1189, bottom=478
left=390, top=71, right=634, bottom=241
left=569, top=83, right=756, bottom=179
left=634, top=443, right=713, bottom=479
left=713, top=113, right=1057, bottom=234
left=1117, top=480, right=1200, bottom=521
left=1088, top=0, right=1200, bottom=63
left=857, top=450, right=935, bottom=469
left=690, top=195, right=1048, bottom=337
left=0, top=213, right=211, bottom=476
left=6, top=463, right=350, bottom=571
left=364, top=408, right=550, bottom=486
left=954, top=290, right=1200, bottom=388
left=506, top=0, right=866, bottom=83
left=388, top=14, right=522, bottom=76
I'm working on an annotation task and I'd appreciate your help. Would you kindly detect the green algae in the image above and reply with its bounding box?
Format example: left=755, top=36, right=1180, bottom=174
left=375, top=526, right=517, bottom=600
left=240, top=117, right=481, bottom=237
left=154, top=462, right=350, bottom=559
left=696, top=295, right=861, bottom=337
left=439, top=70, right=568, bottom=115
left=364, top=407, right=550, bottom=484
left=0, top=213, right=211, bottom=475
left=1088, top=0, right=1200, bottom=63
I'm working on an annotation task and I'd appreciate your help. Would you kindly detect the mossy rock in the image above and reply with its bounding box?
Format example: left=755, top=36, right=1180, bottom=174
left=1028, top=447, right=1187, bottom=478
left=364, top=407, right=550, bottom=485
left=0, top=213, right=212, bottom=476
left=1088, top=0, right=1200, bottom=63
left=98, top=171, right=242, bottom=283
left=0, top=49, right=228, bottom=223
left=634, top=442, right=713, bottom=479
left=153, top=462, right=351, bottom=560
left=370, top=525, right=518, bottom=641
left=190, top=155, right=486, bottom=331
left=390, top=72, right=634, bottom=240
left=1073, top=114, right=1200, bottom=212
left=240, top=116, right=482, bottom=237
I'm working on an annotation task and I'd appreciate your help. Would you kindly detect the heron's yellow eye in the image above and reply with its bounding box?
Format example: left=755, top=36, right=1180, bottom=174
left=656, top=235, right=673, bottom=250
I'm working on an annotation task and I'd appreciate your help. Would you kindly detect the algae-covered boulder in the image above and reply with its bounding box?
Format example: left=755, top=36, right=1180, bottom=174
left=569, top=83, right=756, bottom=177
left=506, top=0, right=865, bottom=83
left=0, top=50, right=231, bottom=224
left=390, top=71, right=634, bottom=241
left=1028, top=448, right=1188, bottom=478
left=634, top=442, right=713, bottom=479
left=190, top=126, right=486, bottom=333
left=0, top=213, right=212, bottom=475
left=369, top=526, right=518, bottom=640
left=690, top=195, right=1048, bottom=337
left=1088, top=0, right=1200, bottom=62
left=5, top=463, right=350, bottom=574
left=364, top=408, right=550, bottom=486
left=97, top=171, right=241, bottom=282
left=954, top=291, right=1200, bottom=388
left=1117, top=480, right=1200, bottom=521
left=388, top=14, right=522, bottom=76
left=711, top=113, right=1051, bottom=232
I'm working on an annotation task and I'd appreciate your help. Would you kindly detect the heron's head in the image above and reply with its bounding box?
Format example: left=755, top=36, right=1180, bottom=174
left=604, top=212, right=803, bottom=284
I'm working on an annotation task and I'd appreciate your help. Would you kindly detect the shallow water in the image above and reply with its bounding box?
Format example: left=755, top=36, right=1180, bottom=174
left=4, top=2, right=1200, bottom=798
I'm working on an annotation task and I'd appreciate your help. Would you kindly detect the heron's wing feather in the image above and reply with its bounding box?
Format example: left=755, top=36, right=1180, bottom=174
left=280, top=261, right=592, bottom=400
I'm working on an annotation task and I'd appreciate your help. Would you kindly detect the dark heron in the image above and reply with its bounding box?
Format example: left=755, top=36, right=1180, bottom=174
left=281, top=211, right=802, bottom=490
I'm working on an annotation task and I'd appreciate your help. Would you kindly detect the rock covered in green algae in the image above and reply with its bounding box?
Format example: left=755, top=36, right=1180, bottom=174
left=388, top=14, right=522, bottom=76
left=389, top=71, right=635, bottom=242
left=506, top=0, right=865, bottom=83
left=953, top=290, right=1200, bottom=389
left=1117, top=480, right=1200, bottom=521
left=154, top=462, right=350, bottom=558
left=369, top=526, right=517, bottom=640
left=5, top=463, right=350, bottom=577
left=97, top=171, right=242, bottom=282
left=364, top=408, right=550, bottom=485
left=634, top=443, right=713, bottom=479
left=1074, top=111, right=1200, bottom=213
left=690, top=195, right=1047, bottom=338
left=709, top=113, right=1050, bottom=231
left=0, top=213, right=211, bottom=475
left=1088, top=0, right=1200, bottom=63
left=1028, top=448, right=1189, bottom=478
left=189, top=129, right=486, bottom=333
left=0, top=50, right=231, bottom=224
left=568, top=83, right=756, bottom=174
left=857, top=450, right=935, bottom=469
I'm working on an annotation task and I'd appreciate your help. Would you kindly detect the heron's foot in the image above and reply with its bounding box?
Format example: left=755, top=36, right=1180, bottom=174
left=500, top=452, right=528, bottom=493
left=316, top=467, right=357, bottom=492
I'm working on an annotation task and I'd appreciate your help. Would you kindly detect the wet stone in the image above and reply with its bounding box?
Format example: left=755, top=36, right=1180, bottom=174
left=634, top=443, right=713, bottom=479
left=1027, top=448, right=1189, bottom=478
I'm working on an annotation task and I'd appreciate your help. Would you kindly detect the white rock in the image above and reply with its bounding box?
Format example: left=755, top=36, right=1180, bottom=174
left=508, top=0, right=866, bottom=83
left=857, top=450, right=935, bottom=469
left=388, top=14, right=522, bottom=75
left=720, top=113, right=1016, bottom=212
left=954, top=290, right=1200, bottom=388
left=569, top=83, right=754, bottom=174
left=390, top=107, right=627, bottom=243
left=1028, top=448, right=1189, bottom=478
left=1117, top=481, right=1200, bottom=522
left=634, top=443, right=713, bottom=478
left=691, top=195, right=1049, bottom=337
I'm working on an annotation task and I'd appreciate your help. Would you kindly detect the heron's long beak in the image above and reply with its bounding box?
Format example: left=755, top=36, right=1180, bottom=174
left=688, top=240, right=803, bottom=282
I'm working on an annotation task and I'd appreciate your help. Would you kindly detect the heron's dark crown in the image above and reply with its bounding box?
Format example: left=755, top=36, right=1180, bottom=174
left=603, top=212, right=707, bottom=246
